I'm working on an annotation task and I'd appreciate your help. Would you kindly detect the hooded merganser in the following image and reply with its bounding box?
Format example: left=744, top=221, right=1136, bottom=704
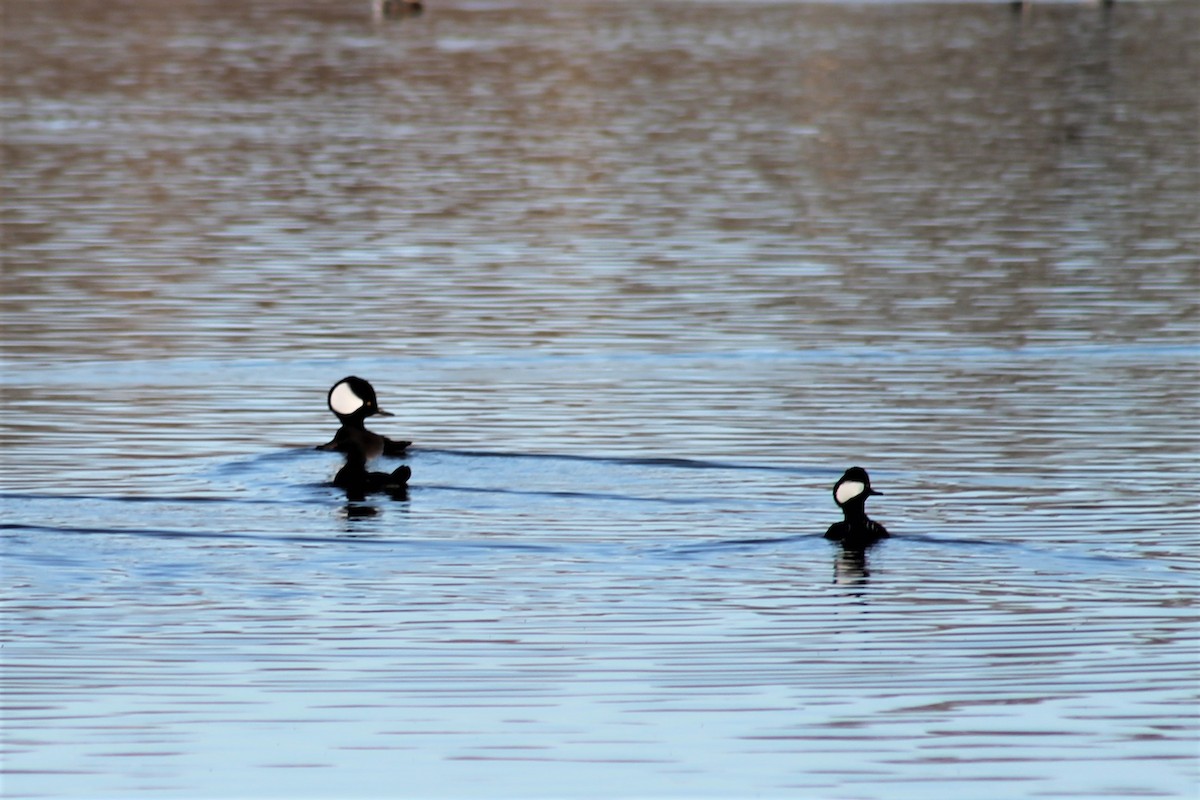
left=333, top=449, right=411, bottom=501
left=316, top=376, right=411, bottom=459
left=825, top=466, right=889, bottom=542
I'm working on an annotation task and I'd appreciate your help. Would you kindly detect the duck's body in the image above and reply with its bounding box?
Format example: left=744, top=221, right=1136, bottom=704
left=825, top=467, right=889, bottom=543
left=317, top=376, right=410, bottom=456
left=318, top=423, right=409, bottom=460
left=825, top=517, right=889, bottom=542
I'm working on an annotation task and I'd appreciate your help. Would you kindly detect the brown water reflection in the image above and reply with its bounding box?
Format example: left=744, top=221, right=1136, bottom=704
left=3, top=0, right=1197, bottom=362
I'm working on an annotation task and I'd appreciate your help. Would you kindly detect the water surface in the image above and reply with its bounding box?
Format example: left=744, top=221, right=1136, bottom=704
left=2, top=0, right=1198, bottom=797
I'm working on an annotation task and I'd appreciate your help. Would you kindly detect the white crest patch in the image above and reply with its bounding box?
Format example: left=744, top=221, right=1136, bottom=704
left=330, top=381, right=364, bottom=415
left=835, top=480, right=866, bottom=505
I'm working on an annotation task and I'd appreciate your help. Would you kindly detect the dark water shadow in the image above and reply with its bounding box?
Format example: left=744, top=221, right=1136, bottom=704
left=413, top=447, right=825, bottom=475
left=654, top=526, right=1160, bottom=572
left=416, top=482, right=718, bottom=506
left=0, top=491, right=314, bottom=507
left=212, top=447, right=319, bottom=474
left=0, top=522, right=558, bottom=552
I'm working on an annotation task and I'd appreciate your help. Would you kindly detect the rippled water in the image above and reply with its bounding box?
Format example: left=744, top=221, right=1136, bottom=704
left=2, top=0, right=1198, bottom=797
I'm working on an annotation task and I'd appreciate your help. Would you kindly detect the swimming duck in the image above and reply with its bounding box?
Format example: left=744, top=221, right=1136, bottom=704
left=825, top=466, right=889, bottom=542
left=317, top=376, right=411, bottom=459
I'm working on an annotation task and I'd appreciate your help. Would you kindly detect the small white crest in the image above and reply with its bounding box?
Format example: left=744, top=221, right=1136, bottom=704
left=835, top=480, right=866, bottom=505
left=330, top=381, right=364, bottom=416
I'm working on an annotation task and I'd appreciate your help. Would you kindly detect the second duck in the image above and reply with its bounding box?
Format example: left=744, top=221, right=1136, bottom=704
left=825, top=466, right=889, bottom=543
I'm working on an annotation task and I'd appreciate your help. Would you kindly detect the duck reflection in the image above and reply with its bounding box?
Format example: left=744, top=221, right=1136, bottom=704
left=831, top=540, right=879, bottom=586
left=342, top=502, right=381, bottom=520
left=334, top=450, right=411, bottom=502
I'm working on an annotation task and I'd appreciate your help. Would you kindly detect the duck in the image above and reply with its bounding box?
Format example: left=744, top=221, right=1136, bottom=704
left=317, top=376, right=411, bottom=459
left=825, top=466, right=889, bottom=543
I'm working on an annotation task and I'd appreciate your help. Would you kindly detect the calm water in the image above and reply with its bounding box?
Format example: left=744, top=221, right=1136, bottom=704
left=2, top=0, right=1198, bottom=797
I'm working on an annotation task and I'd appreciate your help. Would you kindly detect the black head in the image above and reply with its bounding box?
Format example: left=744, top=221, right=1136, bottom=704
left=833, top=466, right=880, bottom=509
left=327, top=376, right=394, bottom=422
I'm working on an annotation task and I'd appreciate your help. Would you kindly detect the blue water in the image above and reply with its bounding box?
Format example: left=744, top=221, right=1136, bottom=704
left=3, top=0, right=1198, bottom=797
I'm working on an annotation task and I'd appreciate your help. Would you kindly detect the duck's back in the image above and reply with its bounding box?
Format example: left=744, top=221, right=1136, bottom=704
left=318, top=426, right=410, bottom=460
left=825, top=519, right=889, bottom=543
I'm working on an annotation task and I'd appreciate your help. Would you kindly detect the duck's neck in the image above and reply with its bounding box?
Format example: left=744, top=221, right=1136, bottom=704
left=841, top=502, right=870, bottom=525
left=339, top=415, right=368, bottom=431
